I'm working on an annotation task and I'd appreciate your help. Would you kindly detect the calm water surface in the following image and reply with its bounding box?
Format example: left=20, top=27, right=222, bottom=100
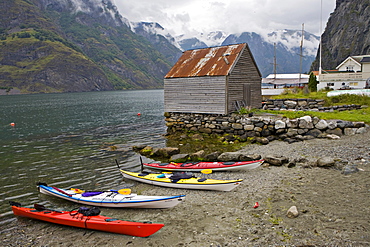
left=0, top=90, right=167, bottom=224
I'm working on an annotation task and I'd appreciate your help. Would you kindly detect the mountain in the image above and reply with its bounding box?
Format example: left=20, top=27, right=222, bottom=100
left=134, top=25, right=319, bottom=77
left=0, top=0, right=178, bottom=93
left=311, top=0, right=370, bottom=71
left=175, top=31, right=228, bottom=51
left=130, top=22, right=182, bottom=65
left=222, top=30, right=319, bottom=77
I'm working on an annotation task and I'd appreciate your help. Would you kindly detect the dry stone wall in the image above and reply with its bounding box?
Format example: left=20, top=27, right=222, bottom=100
left=263, top=99, right=362, bottom=111
left=165, top=112, right=368, bottom=144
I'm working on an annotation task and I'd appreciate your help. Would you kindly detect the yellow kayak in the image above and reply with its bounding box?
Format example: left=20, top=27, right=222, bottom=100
left=120, top=170, right=243, bottom=192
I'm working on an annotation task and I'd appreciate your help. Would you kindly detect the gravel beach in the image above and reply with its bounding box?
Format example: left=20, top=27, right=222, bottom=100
left=1, top=131, right=369, bottom=246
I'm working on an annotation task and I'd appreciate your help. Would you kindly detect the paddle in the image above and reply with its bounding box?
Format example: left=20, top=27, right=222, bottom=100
left=34, top=203, right=63, bottom=213
left=140, top=156, right=144, bottom=173
left=199, top=169, right=212, bottom=182
left=201, top=169, right=213, bottom=175
left=116, top=188, right=131, bottom=195
left=115, top=159, right=120, bottom=169
left=71, top=188, right=132, bottom=195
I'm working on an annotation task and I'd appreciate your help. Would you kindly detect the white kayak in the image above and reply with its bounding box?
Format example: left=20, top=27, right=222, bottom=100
left=120, top=170, right=243, bottom=192
left=37, top=183, right=185, bottom=208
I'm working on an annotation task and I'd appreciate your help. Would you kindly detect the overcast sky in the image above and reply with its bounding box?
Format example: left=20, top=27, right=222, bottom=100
left=114, top=0, right=336, bottom=38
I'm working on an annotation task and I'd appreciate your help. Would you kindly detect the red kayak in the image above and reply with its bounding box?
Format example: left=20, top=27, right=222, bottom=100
left=143, top=160, right=264, bottom=172
left=10, top=202, right=164, bottom=237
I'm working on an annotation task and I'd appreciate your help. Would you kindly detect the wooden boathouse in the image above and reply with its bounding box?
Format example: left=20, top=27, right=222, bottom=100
left=164, top=43, right=262, bottom=115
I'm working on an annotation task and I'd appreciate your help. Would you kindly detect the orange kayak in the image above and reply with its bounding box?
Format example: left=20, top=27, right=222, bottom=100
left=10, top=202, right=164, bottom=237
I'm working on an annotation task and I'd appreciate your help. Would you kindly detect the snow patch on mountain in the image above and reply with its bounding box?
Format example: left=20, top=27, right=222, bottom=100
left=262, top=29, right=319, bottom=57
left=130, top=21, right=181, bottom=49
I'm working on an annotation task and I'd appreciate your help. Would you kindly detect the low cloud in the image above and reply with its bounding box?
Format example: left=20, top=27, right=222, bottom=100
left=113, top=0, right=335, bottom=37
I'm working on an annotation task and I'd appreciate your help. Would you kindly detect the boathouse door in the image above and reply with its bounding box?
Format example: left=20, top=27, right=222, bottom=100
left=243, top=84, right=251, bottom=107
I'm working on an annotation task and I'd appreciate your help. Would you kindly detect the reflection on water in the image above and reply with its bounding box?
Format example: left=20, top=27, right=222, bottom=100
left=0, top=90, right=166, bottom=223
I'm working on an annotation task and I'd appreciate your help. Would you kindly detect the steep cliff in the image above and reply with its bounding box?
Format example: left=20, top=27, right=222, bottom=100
left=0, top=0, right=177, bottom=93
left=311, top=0, right=370, bottom=71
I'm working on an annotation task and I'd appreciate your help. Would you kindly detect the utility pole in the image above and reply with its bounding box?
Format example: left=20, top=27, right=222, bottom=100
left=299, top=23, right=304, bottom=82
left=273, top=43, right=277, bottom=79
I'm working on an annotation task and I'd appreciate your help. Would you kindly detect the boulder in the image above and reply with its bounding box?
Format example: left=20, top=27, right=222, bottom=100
left=239, top=153, right=262, bottom=161
left=232, top=123, right=243, bottom=130
left=284, top=100, right=297, bottom=108
left=298, top=118, right=314, bottom=129
left=344, top=128, right=357, bottom=135
left=306, top=129, right=322, bottom=138
left=190, top=150, right=206, bottom=160
left=326, top=128, right=343, bottom=136
left=274, top=120, right=286, bottom=129
left=244, top=124, right=254, bottom=131
left=356, top=127, right=368, bottom=134
left=315, top=119, right=328, bottom=130
left=218, top=152, right=240, bottom=161
left=170, top=154, right=189, bottom=162
left=161, top=147, right=180, bottom=157
left=287, top=119, right=298, bottom=128
left=205, top=151, right=221, bottom=161
left=326, top=120, right=338, bottom=129
left=341, top=164, right=360, bottom=175
left=316, top=157, right=335, bottom=167
left=264, top=155, right=289, bottom=166
left=191, top=134, right=204, bottom=141
left=151, top=147, right=180, bottom=158
left=287, top=206, right=299, bottom=218
left=255, top=137, right=269, bottom=145
left=139, top=146, right=153, bottom=156
left=132, top=144, right=147, bottom=152
left=337, top=120, right=354, bottom=128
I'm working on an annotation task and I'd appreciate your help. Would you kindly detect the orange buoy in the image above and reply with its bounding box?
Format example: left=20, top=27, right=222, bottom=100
left=137, top=113, right=141, bottom=116
left=10, top=122, right=15, bottom=127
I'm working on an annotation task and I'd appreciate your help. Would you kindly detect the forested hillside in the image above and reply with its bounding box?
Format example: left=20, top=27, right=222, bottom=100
left=0, top=0, right=180, bottom=93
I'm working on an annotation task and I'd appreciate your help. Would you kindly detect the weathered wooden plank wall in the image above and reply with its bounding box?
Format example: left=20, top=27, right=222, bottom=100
left=164, top=76, right=227, bottom=114
left=227, top=46, right=262, bottom=112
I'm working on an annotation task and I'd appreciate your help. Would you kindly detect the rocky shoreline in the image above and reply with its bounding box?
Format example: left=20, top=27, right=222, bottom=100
left=1, top=131, right=369, bottom=246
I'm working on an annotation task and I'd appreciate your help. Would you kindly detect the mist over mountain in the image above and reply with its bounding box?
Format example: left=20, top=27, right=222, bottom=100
left=132, top=22, right=319, bottom=77
left=222, top=30, right=319, bottom=77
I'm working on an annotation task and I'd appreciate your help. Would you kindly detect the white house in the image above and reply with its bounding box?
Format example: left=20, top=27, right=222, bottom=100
left=317, top=55, right=370, bottom=90
left=261, top=73, right=309, bottom=98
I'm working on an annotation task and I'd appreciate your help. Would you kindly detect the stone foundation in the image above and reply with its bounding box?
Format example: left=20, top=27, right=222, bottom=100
left=165, top=112, right=368, bottom=144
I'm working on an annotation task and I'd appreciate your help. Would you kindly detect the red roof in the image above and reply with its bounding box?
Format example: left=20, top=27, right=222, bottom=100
left=165, top=43, right=246, bottom=78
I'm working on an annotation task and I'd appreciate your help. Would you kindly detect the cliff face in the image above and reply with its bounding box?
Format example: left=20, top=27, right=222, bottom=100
left=311, top=0, right=370, bottom=71
left=0, top=0, right=179, bottom=93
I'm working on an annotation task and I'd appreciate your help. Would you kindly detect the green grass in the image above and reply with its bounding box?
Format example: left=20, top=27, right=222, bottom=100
left=259, top=89, right=370, bottom=124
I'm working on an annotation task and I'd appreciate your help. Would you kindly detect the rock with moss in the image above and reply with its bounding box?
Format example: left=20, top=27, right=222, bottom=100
left=139, top=146, right=153, bottom=156
left=170, top=154, right=189, bottom=163
left=190, top=150, right=205, bottom=161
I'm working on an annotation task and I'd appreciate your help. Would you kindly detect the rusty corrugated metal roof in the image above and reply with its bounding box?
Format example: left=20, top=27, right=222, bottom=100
left=165, top=43, right=246, bottom=78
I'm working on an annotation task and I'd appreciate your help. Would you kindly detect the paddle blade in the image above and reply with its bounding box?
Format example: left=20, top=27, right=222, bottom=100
left=70, top=188, right=85, bottom=194
left=34, top=204, right=63, bottom=213
left=201, top=169, right=213, bottom=175
left=118, top=188, right=131, bottom=195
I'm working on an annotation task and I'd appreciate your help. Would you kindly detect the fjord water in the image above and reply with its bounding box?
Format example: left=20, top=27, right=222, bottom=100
left=0, top=90, right=166, bottom=223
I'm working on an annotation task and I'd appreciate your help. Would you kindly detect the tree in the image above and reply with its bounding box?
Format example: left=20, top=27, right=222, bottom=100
left=308, top=72, right=318, bottom=92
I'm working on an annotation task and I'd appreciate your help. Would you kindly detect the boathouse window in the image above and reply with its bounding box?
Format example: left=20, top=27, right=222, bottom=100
left=326, top=83, right=334, bottom=86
